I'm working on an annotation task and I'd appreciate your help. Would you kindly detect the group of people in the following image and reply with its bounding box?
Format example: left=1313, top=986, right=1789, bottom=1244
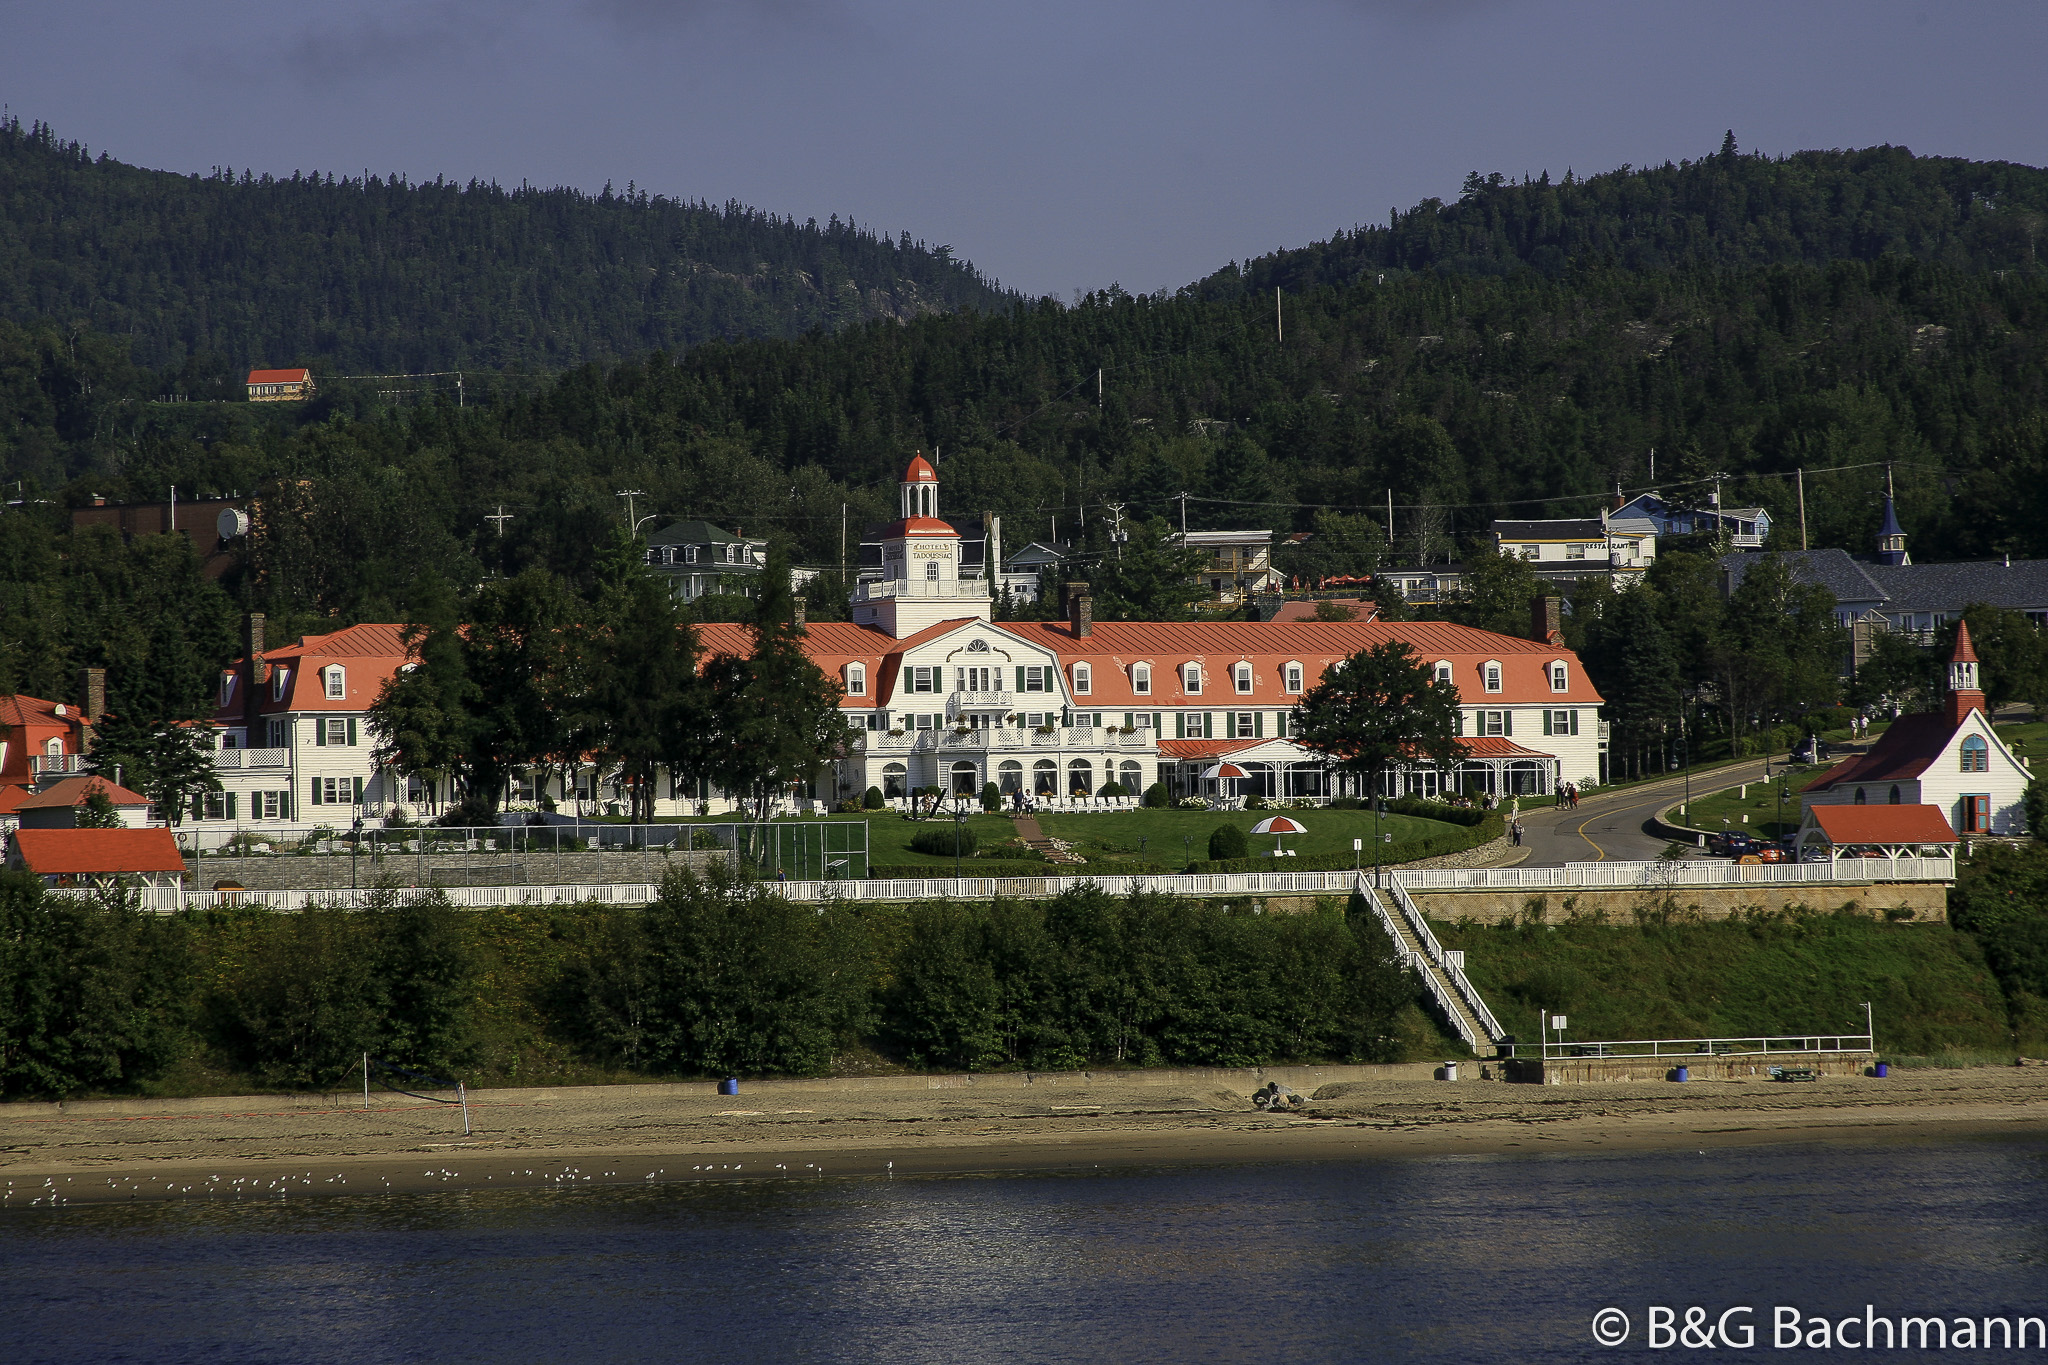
left=1559, top=783, right=1581, bottom=810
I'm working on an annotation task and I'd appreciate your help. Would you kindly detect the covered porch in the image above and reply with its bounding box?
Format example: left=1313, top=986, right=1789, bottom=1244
left=1795, top=804, right=1959, bottom=863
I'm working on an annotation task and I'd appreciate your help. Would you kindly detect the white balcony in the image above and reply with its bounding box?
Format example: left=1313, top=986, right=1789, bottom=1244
left=861, top=727, right=1157, bottom=754
left=853, top=578, right=991, bottom=602
left=947, top=691, right=1015, bottom=718
left=29, top=754, right=90, bottom=776
left=214, top=747, right=291, bottom=770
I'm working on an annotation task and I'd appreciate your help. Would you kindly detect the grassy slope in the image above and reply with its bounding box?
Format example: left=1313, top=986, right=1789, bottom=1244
left=1435, top=914, right=2019, bottom=1057
left=1038, top=808, right=1461, bottom=870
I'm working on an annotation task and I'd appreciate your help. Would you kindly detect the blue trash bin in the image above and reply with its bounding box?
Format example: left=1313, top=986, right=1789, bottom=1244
left=1673, top=1066, right=1689, bottom=1083
left=718, top=1077, right=739, bottom=1096
left=1874, top=1062, right=1889, bottom=1078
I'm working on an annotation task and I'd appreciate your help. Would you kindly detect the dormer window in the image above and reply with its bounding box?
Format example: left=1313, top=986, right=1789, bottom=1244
left=45, top=737, right=62, bottom=757
left=685, top=545, right=699, bottom=564
left=1182, top=664, right=1203, bottom=695
left=1232, top=662, right=1253, bottom=694
left=324, top=666, right=346, bottom=700
left=1073, top=663, right=1092, bottom=695
left=1482, top=661, right=1502, bottom=694
left=1132, top=663, right=1151, bottom=695
left=271, top=668, right=289, bottom=702
left=1434, top=661, right=1454, bottom=687
left=845, top=663, right=866, bottom=697
left=219, top=673, right=236, bottom=708
left=1283, top=661, right=1304, bottom=694
left=1548, top=662, right=1568, bottom=693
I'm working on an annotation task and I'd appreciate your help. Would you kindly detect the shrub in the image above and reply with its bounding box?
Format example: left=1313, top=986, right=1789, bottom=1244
left=1143, top=782, right=1169, bottom=809
left=1244, top=793, right=1268, bottom=810
left=981, top=782, right=1002, bottom=813
left=863, top=787, right=885, bottom=810
left=1208, top=824, right=1248, bottom=861
left=1097, top=780, right=1126, bottom=799
left=909, top=824, right=979, bottom=858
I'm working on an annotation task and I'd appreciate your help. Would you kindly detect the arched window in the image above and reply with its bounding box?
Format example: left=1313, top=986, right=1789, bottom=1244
left=1233, top=662, right=1253, bottom=694
left=950, top=761, right=978, bottom=796
left=1889, top=785, right=1902, bottom=804
left=1283, top=661, right=1304, bottom=694
left=1482, top=661, right=1502, bottom=694
left=882, top=763, right=907, bottom=799
left=1072, top=663, right=1092, bottom=695
left=45, top=737, right=62, bottom=757
left=1132, top=663, right=1151, bottom=695
left=1960, top=735, right=1989, bottom=773
left=1434, top=661, right=1454, bottom=688
left=998, top=760, right=1023, bottom=795
left=1119, top=759, right=1142, bottom=792
left=845, top=663, right=866, bottom=696
left=1854, top=787, right=1867, bottom=805
left=324, top=666, right=346, bottom=700
left=1033, top=758, right=1059, bottom=795
left=1548, top=661, right=1569, bottom=693
left=1067, top=758, right=1093, bottom=795
left=1182, top=663, right=1203, bottom=695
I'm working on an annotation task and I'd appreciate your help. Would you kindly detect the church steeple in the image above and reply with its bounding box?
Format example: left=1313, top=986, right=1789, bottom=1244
left=901, top=452, right=939, bottom=520
left=1945, top=619, right=1984, bottom=726
left=851, top=452, right=989, bottom=637
left=1874, top=495, right=1910, bottom=566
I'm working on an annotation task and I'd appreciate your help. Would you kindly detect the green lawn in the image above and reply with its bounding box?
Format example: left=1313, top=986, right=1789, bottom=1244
left=1672, top=778, right=1808, bottom=840
left=1995, top=719, right=2047, bottom=763
left=1038, top=807, right=1462, bottom=870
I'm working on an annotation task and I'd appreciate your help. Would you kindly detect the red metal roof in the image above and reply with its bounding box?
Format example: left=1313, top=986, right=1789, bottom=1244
left=871, top=516, right=959, bottom=539
left=1808, top=805, right=1956, bottom=844
left=903, top=454, right=938, bottom=483
left=11, top=827, right=186, bottom=875
left=16, top=776, right=152, bottom=810
left=1157, top=738, right=1266, bottom=760
left=1455, top=737, right=1554, bottom=759
left=214, top=622, right=414, bottom=721
left=1802, top=714, right=1958, bottom=790
left=1951, top=619, right=1978, bottom=663
left=246, top=368, right=311, bottom=384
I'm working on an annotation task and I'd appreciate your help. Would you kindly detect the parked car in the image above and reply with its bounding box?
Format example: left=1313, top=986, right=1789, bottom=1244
left=1790, top=739, right=1833, bottom=766
left=1712, top=832, right=1765, bottom=859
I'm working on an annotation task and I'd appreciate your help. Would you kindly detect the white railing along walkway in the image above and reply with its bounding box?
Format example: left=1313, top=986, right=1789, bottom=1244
left=1499, top=1032, right=1875, bottom=1062
left=1396, top=857, right=1955, bottom=890
left=1354, top=880, right=1484, bottom=1053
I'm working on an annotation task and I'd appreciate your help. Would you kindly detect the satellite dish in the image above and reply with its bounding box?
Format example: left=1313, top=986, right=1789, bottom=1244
left=217, top=508, right=250, bottom=539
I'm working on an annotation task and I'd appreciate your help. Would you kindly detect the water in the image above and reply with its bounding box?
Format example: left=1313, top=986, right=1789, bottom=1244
left=3, top=1139, right=2045, bottom=1363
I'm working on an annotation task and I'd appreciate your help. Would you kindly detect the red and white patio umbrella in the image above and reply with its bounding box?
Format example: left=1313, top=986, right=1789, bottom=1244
left=1249, top=814, right=1307, bottom=854
left=1199, top=763, right=1251, bottom=781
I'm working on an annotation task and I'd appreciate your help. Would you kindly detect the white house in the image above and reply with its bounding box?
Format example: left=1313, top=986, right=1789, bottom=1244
left=1800, top=622, right=2032, bottom=843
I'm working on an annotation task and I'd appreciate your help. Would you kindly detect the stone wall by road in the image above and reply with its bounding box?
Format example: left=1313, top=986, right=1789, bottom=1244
left=185, top=847, right=733, bottom=892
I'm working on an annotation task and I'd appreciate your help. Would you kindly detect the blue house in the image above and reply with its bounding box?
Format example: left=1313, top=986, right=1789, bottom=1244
left=1614, top=492, right=1770, bottom=548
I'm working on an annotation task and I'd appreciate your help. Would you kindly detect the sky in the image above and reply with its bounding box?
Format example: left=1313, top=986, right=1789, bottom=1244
left=4, top=1, right=2045, bottom=298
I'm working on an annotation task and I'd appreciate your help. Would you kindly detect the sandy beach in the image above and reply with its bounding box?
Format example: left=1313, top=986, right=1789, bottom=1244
left=4, top=1065, right=2044, bottom=1207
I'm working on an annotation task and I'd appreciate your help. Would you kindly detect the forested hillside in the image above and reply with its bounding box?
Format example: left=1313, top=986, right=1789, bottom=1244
left=0, top=117, right=1009, bottom=373
left=6, top=139, right=2048, bottom=737
left=1192, top=138, right=2048, bottom=299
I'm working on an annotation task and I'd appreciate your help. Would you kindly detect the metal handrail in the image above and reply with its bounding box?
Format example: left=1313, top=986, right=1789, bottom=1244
left=1499, top=1032, right=1876, bottom=1061
left=1353, top=878, right=1481, bottom=1052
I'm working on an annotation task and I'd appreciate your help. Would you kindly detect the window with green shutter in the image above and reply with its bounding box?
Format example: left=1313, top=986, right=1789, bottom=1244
left=347, top=718, right=358, bottom=746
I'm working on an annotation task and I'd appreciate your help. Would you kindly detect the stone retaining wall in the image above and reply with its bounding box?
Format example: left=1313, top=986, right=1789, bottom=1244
left=1411, top=882, right=1949, bottom=924
left=185, top=847, right=733, bottom=892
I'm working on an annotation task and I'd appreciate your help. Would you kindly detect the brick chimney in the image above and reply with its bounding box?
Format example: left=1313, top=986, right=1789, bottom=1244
left=242, top=612, right=266, bottom=734
left=79, top=668, right=106, bottom=725
left=793, top=598, right=806, bottom=627
left=1530, top=595, right=1563, bottom=645
left=1069, top=587, right=1093, bottom=639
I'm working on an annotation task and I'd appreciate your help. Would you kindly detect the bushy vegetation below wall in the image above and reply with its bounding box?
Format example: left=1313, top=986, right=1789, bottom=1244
left=0, top=870, right=1426, bottom=1099
left=1437, top=905, right=2021, bottom=1057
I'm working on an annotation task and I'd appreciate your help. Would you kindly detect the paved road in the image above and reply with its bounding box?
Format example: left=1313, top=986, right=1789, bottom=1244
left=1511, top=759, right=1781, bottom=866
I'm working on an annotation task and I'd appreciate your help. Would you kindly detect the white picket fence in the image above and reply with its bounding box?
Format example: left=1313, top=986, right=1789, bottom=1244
left=1396, top=857, right=1955, bottom=890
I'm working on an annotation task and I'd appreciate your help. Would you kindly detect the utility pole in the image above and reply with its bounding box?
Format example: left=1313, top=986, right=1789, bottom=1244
left=840, top=502, right=847, bottom=581
left=486, top=505, right=514, bottom=537
left=1386, top=488, right=1394, bottom=544
left=1797, top=468, right=1808, bottom=550
left=1275, top=287, right=1283, bottom=343
left=456, top=372, right=465, bottom=408
left=1097, top=368, right=1103, bottom=407
left=1179, top=492, right=1189, bottom=537
left=616, top=489, right=653, bottom=535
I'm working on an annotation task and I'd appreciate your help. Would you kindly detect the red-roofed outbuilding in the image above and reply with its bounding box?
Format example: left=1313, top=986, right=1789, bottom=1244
left=8, top=827, right=187, bottom=886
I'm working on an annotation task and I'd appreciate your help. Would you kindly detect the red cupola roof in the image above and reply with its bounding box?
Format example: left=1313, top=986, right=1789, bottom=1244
left=903, top=454, right=938, bottom=483
left=1951, top=619, right=1978, bottom=664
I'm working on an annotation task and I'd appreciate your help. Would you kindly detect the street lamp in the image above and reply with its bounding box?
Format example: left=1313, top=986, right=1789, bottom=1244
left=351, top=815, right=365, bottom=890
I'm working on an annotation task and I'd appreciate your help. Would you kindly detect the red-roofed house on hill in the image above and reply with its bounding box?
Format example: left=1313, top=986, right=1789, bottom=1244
left=0, top=673, right=104, bottom=828
left=246, top=368, right=314, bottom=402
left=1801, top=622, right=2032, bottom=840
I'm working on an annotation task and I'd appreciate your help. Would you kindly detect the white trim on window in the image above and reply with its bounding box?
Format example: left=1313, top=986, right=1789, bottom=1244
left=845, top=663, right=866, bottom=697
left=1132, top=663, right=1151, bottom=695
left=324, top=666, right=346, bottom=700
left=1073, top=662, right=1092, bottom=695
left=1547, top=660, right=1568, bottom=693
left=1232, top=661, right=1253, bottom=694
left=1433, top=660, right=1454, bottom=687
left=1482, top=660, right=1502, bottom=694
left=270, top=667, right=289, bottom=701
left=1182, top=663, right=1203, bottom=695
left=1283, top=660, right=1304, bottom=694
